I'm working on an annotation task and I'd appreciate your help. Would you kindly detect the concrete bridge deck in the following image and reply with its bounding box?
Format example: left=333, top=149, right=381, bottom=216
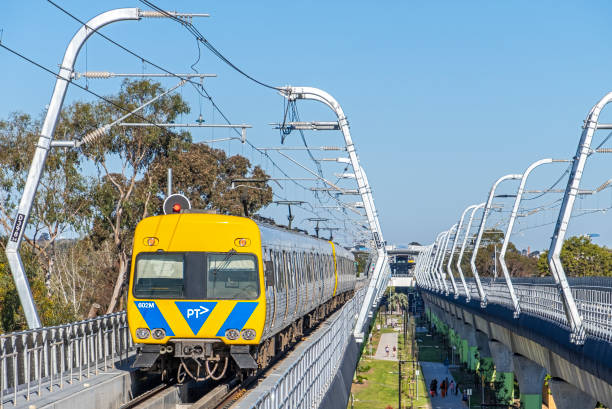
left=421, top=288, right=611, bottom=409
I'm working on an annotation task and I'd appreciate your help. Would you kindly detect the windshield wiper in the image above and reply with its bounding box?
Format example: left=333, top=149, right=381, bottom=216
left=210, top=248, right=238, bottom=279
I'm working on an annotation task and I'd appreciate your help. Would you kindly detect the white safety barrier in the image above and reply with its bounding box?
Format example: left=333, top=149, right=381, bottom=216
left=245, top=288, right=365, bottom=409
left=1, top=312, right=134, bottom=406
left=420, top=277, right=612, bottom=343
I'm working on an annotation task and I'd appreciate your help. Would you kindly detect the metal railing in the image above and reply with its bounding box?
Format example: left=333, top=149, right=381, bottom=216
left=245, top=288, right=365, bottom=409
left=1, top=312, right=134, bottom=406
left=418, top=276, right=612, bottom=343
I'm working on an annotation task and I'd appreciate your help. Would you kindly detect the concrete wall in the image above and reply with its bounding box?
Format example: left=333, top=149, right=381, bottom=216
left=422, top=290, right=612, bottom=408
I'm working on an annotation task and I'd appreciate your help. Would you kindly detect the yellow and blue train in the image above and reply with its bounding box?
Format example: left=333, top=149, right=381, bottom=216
left=127, top=211, right=356, bottom=380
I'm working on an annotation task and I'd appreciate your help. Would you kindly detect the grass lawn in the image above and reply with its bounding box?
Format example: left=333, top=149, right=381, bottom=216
left=349, top=313, right=431, bottom=409
left=352, top=359, right=400, bottom=409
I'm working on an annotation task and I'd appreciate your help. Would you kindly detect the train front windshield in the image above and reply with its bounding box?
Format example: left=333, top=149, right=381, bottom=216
left=133, top=251, right=259, bottom=299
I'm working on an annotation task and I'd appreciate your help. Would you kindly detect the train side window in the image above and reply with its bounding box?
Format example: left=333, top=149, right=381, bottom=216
left=275, top=251, right=283, bottom=290
left=307, top=253, right=313, bottom=282
left=265, top=249, right=274, bottom=287
left=287, top=252, right=292, bottom=289
left=286, top=251, right=292, bottom=289
left=283, top=251, right=290, bottom=290
left=292, top=252, right=297, bottom=288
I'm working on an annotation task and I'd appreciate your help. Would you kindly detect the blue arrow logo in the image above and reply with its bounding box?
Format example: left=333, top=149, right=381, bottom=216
left=175, top=301, right=217, bottom=335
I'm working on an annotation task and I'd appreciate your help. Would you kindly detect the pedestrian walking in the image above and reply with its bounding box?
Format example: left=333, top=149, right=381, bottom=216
left=385, top=345, right=389, bottom=357
left=392, top=345, right=396, bottom=357
left=441, top=379, right=447, bottom=397
left=429, top=379, right=437, bottom=397
left=449, top=380, right=455, bottom=394
left=462, top=389, right=469, bottom=406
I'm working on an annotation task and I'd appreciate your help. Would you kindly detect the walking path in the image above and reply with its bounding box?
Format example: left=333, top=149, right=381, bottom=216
left=374, top=332, right=398, bottom=360
left=419, top=361, right=465, bottom=408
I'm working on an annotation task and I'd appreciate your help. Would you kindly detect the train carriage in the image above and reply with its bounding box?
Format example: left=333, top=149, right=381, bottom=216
left=127, top=211, right=356, bottom=380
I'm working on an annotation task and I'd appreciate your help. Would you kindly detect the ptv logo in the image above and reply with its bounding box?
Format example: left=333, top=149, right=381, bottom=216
left=175, top=301, right=217, bottom=335
left=187, top=305, right=210, bottom=319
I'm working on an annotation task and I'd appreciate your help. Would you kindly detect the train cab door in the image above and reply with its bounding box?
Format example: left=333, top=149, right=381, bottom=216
left=316, top=254, right=324, bottom=303
left=263, top=248, right=276, bottom=331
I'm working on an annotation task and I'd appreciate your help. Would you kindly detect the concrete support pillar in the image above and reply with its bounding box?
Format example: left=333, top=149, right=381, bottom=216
left=513, top=355, right=546, bottom=409
left=489, top=340, right=514, bottom=404
left=464, top=325, right=478, bottom=371
left=475, top=331, right=494, bottom=381
left=548, top=378, right=596, bottom=409
left=453, top=318, right=467, bottom=365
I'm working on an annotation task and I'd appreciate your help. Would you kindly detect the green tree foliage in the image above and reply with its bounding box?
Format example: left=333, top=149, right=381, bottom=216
left=0, top=244, right=75, bottom=333
left=152, top=144, right=273, bottom=216
left=77, top=80, right=191, bottom=314
left=0, top=113, right=91, bottom=287
left=353, top=251, right=369, bottom=277
left=456, top=229, right=539, bottom=277
left=537, top=236, right=612, bottom=276
left=388, top=290, right=409, bottom=313
left=0, top=79, right=274, bottom=329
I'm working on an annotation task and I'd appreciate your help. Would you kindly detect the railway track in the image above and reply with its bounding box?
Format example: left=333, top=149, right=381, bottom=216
left=120, top=380, right=178, bottom=409
left=187, top=376, right=254, bottom=409
left=120, top=294, right=352, bottom=409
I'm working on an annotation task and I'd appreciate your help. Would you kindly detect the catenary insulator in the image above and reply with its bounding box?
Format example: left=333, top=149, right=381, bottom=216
left=83, top=71, right=113, bottom=79
left=78, top=125, right=110, bottom=147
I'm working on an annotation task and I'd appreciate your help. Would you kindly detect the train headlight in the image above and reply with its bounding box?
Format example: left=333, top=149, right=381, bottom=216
left=152, top=328, right=166, bottom=339
left=136, top=328, right=150, bottom=339
left=241, top=329, right=256, bottom=340
left=225, top=329, right=240, bottom=340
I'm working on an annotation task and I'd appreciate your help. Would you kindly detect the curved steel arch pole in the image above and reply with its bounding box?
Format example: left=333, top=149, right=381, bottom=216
left=548, top=92, right=612, bottom=344
left=413, top=248, right=424, bottom=285
left=499, top=158, right=569, bottom=317
left=470, top=174, right=522, bottom=308
left=432, top=231, right=449, bottom=293
left=448, top=204, right=481, bottom=299
left=422, top=244, right=436, bottom=290
left=4, top=8, right=142, bottom=329
left=439, top=224, right=458, bottom=296
left=428, top=232, right=446, bottom=292
left=425, top=244, right=436, bottom=289
left=456, top=203, right=485, bottom=302
left=413, top=249, right=426, bottom=287
left=278, top=87, right=387, bottom=342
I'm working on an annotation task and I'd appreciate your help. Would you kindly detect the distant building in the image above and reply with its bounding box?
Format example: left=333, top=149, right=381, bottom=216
left=528, top=250, right=541, bottom=259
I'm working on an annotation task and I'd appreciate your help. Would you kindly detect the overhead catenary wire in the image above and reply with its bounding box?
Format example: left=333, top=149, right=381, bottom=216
left=45, top=0, right=312, bottom=200
left=138, top=0, right=280, bottom=91
left=18, top=3, right=366, bottom=245
left=1, top=40, right=360, bottom=244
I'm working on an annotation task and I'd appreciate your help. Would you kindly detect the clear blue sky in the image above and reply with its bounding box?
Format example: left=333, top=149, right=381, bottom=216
left=2, top=1, right=612, bottom=250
